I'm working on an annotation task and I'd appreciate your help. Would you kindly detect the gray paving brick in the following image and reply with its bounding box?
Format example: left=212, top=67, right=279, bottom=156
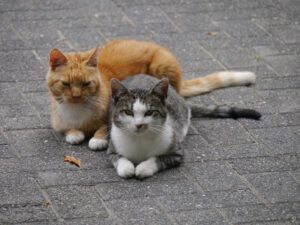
left=229, top=155, right=300, bottom=174
left=5, top=129, right=63, bottom=157
left=193, top=118, right=254, bottom=146
left=106, top=197, right=173, bottom=225
left=209, top=189, right=262, bottom=208
left=17, top=80, right=48, bottom=93
left=0, top=144, right=17, bottom=158
left=96, top=178, right=199, bottom=201
left=47, top=186, right=108, bottom=219
left=157, top=193, right=213, bottom=212
left=271, top=202, right=300, bottom=222
left=222, top=204, right=277, bottom=224
left=0, top=204, right=56, bottom=224
left=264, top=55, right=300, bottom=76
left=26, top=92, right=52, bottom=116
left=172, top=208, right=228, bottom=225
left=0, top=82, right=27, bottom=105
left=2, top=115, right=50, bottom=131
left=268, top=24, right=300, bottom=44
left=250, top=126, right=300, bottom=154
left=245, top=172, right=300, bottom=203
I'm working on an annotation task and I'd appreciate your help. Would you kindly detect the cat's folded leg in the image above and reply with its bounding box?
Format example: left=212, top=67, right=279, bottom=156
left=65, top=129, right=85, bottom=144
left=135, top=153, right=183, bottom=179
left=108, top=142, right=135, bottom=178
left=88, top=125, right=108, bottom=150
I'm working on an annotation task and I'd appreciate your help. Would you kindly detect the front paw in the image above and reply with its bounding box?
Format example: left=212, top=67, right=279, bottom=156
left=88, top=138, right=108, bottom=150
left=66, top=131, right=85, bottom=144
left=116, top=158, right=135, bottom=178
left=135, top=157, right=158, bottom=179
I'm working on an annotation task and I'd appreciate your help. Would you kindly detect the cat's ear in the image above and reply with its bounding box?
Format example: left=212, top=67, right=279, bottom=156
left=150, top=78, right=169, bottom=100
left=86, top=44, right=100, bottom=67
left=49, top=48, right=68, bottom=71
left=110, top=78, right=130, bottom=102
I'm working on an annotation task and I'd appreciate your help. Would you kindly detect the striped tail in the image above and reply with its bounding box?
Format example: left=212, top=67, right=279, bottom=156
left=179, top=71, right=256, bottom=97
left=189, top=104, right=261, bottom=120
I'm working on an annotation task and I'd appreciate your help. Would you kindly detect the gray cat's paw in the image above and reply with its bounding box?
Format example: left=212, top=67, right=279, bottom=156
left=117, top=158, right=135, bottom=178
left=88, top=138, right=108, bottom=150
left=135, top=157, right=158, bottom=179
left=66, top=131, right=85, bottom=144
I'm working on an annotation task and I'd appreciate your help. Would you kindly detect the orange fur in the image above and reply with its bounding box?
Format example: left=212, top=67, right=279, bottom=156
left=47, top=39, right=256, bottom=148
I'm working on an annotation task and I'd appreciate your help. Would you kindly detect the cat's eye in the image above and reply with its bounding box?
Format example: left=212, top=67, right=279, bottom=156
left=123, top=110, right=133, bottom=116
left=145, top=110, right=157, bottom=116
left=62, top=81, right=70, bottom=86
left=82, top=81, right=91, bottom=87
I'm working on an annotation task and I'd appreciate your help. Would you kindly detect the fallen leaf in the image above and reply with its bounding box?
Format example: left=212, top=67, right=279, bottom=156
left=254, top=54, right=263, bottom=60
left=206, top=31, right=218, bottom=36
left=64, top=155, right=81, bottom=167
left=42, top=201, right=51, bottom=206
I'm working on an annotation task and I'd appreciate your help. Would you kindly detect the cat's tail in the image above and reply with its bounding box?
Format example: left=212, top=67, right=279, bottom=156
left=189, top=104, right=261, bottom=120
left=179, top=71, right=256, bottom=97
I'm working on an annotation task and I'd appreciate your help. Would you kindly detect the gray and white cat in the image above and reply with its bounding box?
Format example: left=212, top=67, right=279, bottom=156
left=108, top=75, right=261, bottom=179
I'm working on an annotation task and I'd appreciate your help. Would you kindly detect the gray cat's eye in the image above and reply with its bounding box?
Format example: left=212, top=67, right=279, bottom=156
left=123, top=110, right=133, bottom=116
left=145, top=110, right=155, bottom=116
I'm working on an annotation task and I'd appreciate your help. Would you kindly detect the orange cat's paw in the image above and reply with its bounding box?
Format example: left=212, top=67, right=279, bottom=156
left=88, top=138, right=108, bottom=150
left=66, top=131, right=85, bottom=144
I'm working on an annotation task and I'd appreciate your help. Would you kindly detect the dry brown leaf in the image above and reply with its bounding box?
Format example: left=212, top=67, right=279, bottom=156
left=64, top=155, right=81, bottom=167
left=206, top=31, right=218, bottom=36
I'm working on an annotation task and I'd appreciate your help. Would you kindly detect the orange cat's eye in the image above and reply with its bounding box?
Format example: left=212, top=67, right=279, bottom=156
left=82, top=81, right=91, bottom=87
left=62, top=81, right=70, bottom=86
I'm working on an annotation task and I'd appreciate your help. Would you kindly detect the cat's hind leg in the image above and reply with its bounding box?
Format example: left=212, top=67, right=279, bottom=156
left=88, top=125, right=108, bottom=150
left=65, top=129, right=85, bottom=144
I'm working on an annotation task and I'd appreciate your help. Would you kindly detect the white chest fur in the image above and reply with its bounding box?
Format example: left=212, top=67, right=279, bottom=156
left=56, top=102, right=94, bottom=125
left=111, top=120, right=173, bottom=164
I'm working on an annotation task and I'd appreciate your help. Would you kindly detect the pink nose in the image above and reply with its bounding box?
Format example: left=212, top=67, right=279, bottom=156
left=136, top=124, right=143, bottom=129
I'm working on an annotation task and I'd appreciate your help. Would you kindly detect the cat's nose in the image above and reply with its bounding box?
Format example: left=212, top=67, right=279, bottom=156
left=72, top=92, right=81, bottom=98
left=135, top=124, right=143, bottom=130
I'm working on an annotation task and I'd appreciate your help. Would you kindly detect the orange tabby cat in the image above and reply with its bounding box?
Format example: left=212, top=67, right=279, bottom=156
left=47, top=39, right=255, bottom=150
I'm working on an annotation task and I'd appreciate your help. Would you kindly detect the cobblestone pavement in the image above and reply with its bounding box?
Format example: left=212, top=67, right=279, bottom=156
left=1, top=0, right=299, bottom=224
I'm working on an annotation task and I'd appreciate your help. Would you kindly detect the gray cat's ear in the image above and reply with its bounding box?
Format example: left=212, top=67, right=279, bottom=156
left=49, top=48, right=68, bottom=71
left=86, top=44, right=100, bottom=67
left=150, top=78, right=169, bottom=100
left=111, top=78, right=129, bottom=101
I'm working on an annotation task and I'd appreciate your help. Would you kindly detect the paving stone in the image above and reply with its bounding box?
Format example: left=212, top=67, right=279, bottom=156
left=2, top=115, right=50, bottom=131
left=0, top=30, right=28, bottom=51
left=245, top=172, right=300, bottom=203
left=193, top=118, right=254, bottom=146
left=255, top=76, right=300, bottom=90
left=0, top=103, right=38, bottom=120
left=75, top=0, right=121, bottom=16
left=209, top=189, right=262, bottom=207
left=0, top=204, right=56, bottom=224
left=0, top=144, right=17, bottom=158
left=17, top=80, right=48, bottom=93
left=37, top=168, right=120, bottom=188
left=250, top=127, right=300, bottom=154
left=157, top=193, right=213, bottom=212
left=229, top=155, right=300, bottom=174
left=240, top=112, right=300, bottom=129
left=96, top=178, right=199, bottom=201
left=271, top=202, right=300, bottom=222
left=264, top=55, right=300, bottom=76
left=26, top=92, right=52, bottom=116
left=181, top=59, right=223, bottom=74
left=47, top=186, right=108, bottom=219
left=5, top=129, right=63, bottom=157
left=172, top=208, right=228, bottom=225
left=223, top=204, right=277, bottom=224
left=0, top=82, right=27, bottom=105
left=268, top=24, right=300, bottom=44
left=106, top=197, right=173, bottom=225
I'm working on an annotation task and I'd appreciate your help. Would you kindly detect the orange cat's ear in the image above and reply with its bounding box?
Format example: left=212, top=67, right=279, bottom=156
left=49, top=48, right=68, bottom=71
left=86, top=44, right=100, bottom=67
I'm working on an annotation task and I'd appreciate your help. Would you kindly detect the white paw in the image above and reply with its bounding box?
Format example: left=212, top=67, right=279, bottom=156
left=88, top=138, right=108, bottom=150
left=66, top=131, right=85, bottom=144
left=116, top=158, right=135, bottom=178
left=135, top=157, right=158, bottom=179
